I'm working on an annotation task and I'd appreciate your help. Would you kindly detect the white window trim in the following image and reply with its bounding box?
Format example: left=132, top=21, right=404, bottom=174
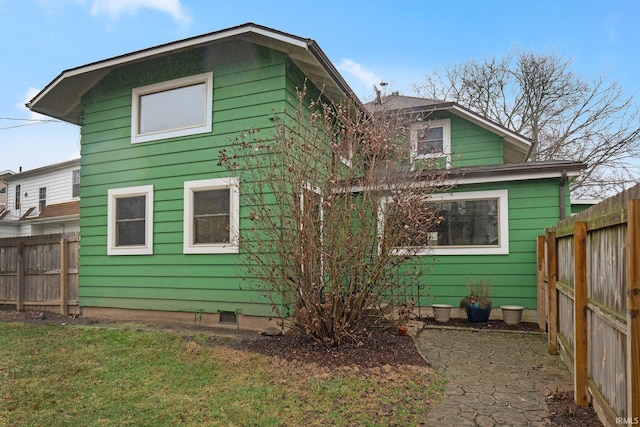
left=410, top=118, right=451, bottom=168
left=379, top=189, right=509, bottom=256
left=107, top=185, right=154, bottom=255
left=131, top=72, right=213, bottom=144
left=183, top=177, right=239, bottom=254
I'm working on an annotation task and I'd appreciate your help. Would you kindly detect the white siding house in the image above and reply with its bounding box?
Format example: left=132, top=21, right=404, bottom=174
left=0, top=170, right=14, bottom=212
left=0, top=159, right=80, bottom=237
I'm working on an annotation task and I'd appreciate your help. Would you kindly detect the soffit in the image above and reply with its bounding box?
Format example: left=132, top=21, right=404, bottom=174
left=27, top=23, right=362, bottom=124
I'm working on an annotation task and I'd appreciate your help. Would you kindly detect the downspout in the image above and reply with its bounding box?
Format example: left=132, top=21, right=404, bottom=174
left=559, top=170, right=567, bottom=220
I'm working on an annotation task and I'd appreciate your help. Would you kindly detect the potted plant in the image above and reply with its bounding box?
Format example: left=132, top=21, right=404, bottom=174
left=459, top=279, right=492, bottom=323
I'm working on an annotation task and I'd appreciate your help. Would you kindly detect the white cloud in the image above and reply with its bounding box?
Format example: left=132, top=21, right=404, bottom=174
left=337, top=58, right=382, bottom=90
left=90, top=0, right=191, bottom=25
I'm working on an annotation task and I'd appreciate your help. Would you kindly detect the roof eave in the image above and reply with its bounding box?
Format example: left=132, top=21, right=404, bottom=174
left=27, top=23, right=364, bottom=124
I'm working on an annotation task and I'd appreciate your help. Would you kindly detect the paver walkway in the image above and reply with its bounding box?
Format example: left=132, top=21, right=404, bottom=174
left=414, top=326, right=573, bottom=426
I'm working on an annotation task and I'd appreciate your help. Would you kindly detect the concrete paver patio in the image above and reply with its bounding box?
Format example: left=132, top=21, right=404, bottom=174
left=415, top=326, right=573, bottom=426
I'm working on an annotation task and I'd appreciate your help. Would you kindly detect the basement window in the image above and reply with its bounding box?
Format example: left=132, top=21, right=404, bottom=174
left=219, top=311, right=237, bottom=324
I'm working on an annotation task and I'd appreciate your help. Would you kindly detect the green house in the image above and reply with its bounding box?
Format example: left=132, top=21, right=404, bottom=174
left=28, top=23, right=584, bottom=328
left=366, top=94, right=585, bottom=319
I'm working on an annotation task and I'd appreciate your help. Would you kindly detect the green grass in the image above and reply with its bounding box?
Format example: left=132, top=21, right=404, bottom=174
left=0, top=322, right=445, bottom=426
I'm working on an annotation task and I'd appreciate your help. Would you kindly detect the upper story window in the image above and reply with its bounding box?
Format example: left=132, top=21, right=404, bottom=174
left=131, top=72, right=213, bottom=144
left=38, top=187, right=47, bottom=212
left=15, top=185, right=21, bottom=210
left=72, top=169, right=80, bottom=198
left=183, top=178, right=239, bottom=254
left=107, top=185, right=154, bottom=255
left=379, top=189, right=509, bottom=256
left=410, top=119, right=451, bottom=168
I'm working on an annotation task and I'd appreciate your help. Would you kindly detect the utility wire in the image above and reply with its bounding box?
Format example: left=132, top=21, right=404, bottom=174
left=0, top=117, right=63, bottom=131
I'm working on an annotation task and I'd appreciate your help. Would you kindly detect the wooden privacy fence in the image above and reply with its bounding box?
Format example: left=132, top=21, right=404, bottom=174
left=539, top=184, right=640, bottom=425
left=0, top=232, right=79, bottom=315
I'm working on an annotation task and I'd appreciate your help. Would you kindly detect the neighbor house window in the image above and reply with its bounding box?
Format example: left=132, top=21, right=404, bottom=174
left=183, top=178, right=239, bottom=254
left=15, top=185, right=20, bottom=210
left=131, top=72, right=213, bottom=144
left=38, top=187, right=46, bottom=212
left=72, top=169, right=80, bottom=198
left=410, top=119, right=451, bottom=168
left=107, top=185, right=154, bottom=255
left=379, top=189, right=509, bottom=255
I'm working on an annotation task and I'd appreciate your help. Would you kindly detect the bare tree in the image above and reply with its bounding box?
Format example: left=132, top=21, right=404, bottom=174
left=415, top=51, right=640, bottom=198
left=218, top=86, right=447, bottom=346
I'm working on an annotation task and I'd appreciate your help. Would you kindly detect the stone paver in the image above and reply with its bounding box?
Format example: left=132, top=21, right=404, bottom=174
left=414, top=326, right=572, bottom=426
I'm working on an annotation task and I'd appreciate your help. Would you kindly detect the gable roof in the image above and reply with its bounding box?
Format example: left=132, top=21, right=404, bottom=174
left=4, top=158, right=79, bottom=182
left=366, top=93, right=531, bottom=154
left=27, top=23, right=362, bottom=125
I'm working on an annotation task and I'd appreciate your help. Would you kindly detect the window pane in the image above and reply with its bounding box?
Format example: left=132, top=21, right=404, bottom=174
left=115, top=196, right=146, bottom=246
left=139, top=82, right=206, bottom=134
left=72, top=170, right=80, bottom=198
left=117, top=219, right=146, bottom=246
left=417, top=126, right=444, bottom=155
left=433, top=199, right=499, bottom=246
left=193, top=188, right=230, bottom=244
left=391, top=198, right=499, bottom=248
left=194, top=189, right=229, bottom=215
left=195, top=216, right=230, bottom=243
left=116, top=196, right=146, bottom=220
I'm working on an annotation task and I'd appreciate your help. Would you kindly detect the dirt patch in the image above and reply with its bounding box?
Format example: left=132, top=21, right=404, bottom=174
left=546, top=391, right=604, bottom=426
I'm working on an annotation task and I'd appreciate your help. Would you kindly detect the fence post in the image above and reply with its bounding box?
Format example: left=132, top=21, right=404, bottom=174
left=627, top=199, right=640, bottom=417
left=547, top=230, right=558, bottom=355
left=574, top=221, right=589, bottom=408
left=60, top=236, right=68, bottom=316
left=16, top=241, right=24, bottom=311
left=537, top=235, right=546, bottom=332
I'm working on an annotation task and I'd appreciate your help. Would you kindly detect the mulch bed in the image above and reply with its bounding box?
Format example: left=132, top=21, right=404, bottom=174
left=240, top=326, right=427, bottom=369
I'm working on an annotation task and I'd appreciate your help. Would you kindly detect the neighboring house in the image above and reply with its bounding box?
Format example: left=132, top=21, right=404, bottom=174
left=0, top=159, right=80, bottom=237
left=571, top=199, right=600, bottom=215
left=366, top=93, right=585, bottom=316
left=26, top=23, right=584, bottom=327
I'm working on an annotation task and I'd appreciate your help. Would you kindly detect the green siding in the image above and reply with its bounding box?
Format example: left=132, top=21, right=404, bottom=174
left=426, top=111, right=505, bottom=168
left=78, top=40, right=298, bottom=316
left=415, top=179, right=562, bottom=310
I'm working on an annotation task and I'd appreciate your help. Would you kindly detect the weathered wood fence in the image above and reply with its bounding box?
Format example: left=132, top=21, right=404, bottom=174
left=538, top=184, right=640, bottom=425
left=0, top=233, right=79, bottom=315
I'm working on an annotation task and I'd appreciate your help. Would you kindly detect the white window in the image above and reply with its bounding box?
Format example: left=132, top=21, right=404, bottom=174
left=107, top=185, right=154, bottom=255
left=410, top=119, right=451, bottom=168
left=131, top=72, right=213, bottom=144
left=72, top=169, right=80, bottom=198
left=183, top=178, right=239, bottom=254
left=15, top=184, right=21, bottom=210
left=38, top=187, right=47, bottom=212
left=379, top=189, right=509, bottom=255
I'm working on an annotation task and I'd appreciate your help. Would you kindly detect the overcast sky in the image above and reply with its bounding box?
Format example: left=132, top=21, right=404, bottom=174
left=1, top=0, right=639, bottom=172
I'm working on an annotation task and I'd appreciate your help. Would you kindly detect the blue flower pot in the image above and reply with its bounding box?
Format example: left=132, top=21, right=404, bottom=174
left=466, top=303, right=492, bottom=323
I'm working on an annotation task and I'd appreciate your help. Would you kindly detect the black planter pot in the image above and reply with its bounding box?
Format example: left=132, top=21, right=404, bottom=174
left=465, top=303, right=492, bottom=323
